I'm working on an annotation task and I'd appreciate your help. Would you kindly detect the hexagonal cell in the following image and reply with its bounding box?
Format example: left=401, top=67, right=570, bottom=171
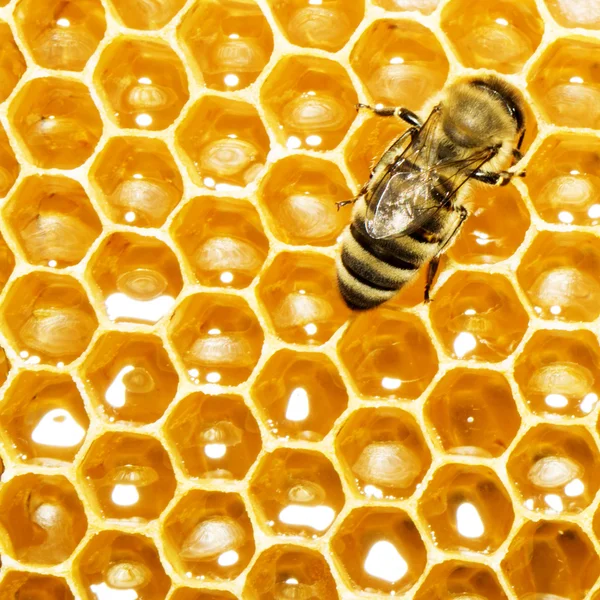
left=261, top=55, right=356, bottom=151
left=338, top=308, right=437, bottom=399
left=0, top=371, right=89, bottom=466
left=4, top=175, right=102, bottom=268
left=83, top=331, right=178, bottom=425
left=95, top=37, right=189, bottom=131
left=76, top=531, right=170, bottom=600
left=514, top=329, right=600, bottom=418
left=0, top=125, right=19, bottom=199
left=372, top=0, right=438, bottom=14
left=267, top=0, right=363, bottom=52
left=10, top=77, right=103, bottom=169
left=545, top=0, right=600, bottom=28
left=526, top=133, right=600, bottom=226
left=350, top=19, right=449, bottom=109
left=259, top=155, right=349, bottom=247
left=163, top=490, right=255, bottom=580
left=14, top=0, right=106, bottom=71
left=448, top=184, right=530, bottom=265
left=164, top=392, right=261, bottom=480
left=502, top=520, right=600, bottom=599
left=177, top=95, right=269, bottom=189
left=0, top=344, right=10, bottom=387
left=244, top=545, right=338, bottom=600
left=0, top=474, right=87, bottom=565
left=517, top=232, right=600, bottom=322
left=0, top=232, right=14, bottom=293
left=441, top=0, right=543, bottom=74
left=0, top=21, right=26, bottom=102
left=171, top=591, right=236, bottom=600
left=336, top=407, right=431, bottom=500
left=88, top=232, right=182, bottom=325
left=178, top=0, right=273, bottom=91
left=507, top=424, right=600, bottom=515
left=249, top=449, right=344, bottom=537
left=528, top=38, right=600, bottom=129
left=430, top=272, right=529, bottom=362
left=1, top=272, right=98, bottom=366
left=419, top=464, right=514, bottom=553
left=425, top=369, right=521, bottom=458
left=90, top=137, right=183, bottom=227
left=413, top=561, right=508, bottom=600
left=171, top=196, right=268, bottom=289
left=257, top=252, right=350, bottom=345
left=170, top=293, right=264, bottom=386
left=332, top=507, right=426, bottom=594
left=80, top=432, right=176, bottom=522
left=0, top=572, right=75, bottom=600
left=251, top=350, right=347, bottom=442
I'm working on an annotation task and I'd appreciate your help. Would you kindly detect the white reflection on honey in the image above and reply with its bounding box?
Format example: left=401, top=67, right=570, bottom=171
left=364, top=540, right=407, bottom=583
left=456, top=502, right=484, bottom=538
left=105, top=366, right=133, bottom=408
left=285, top=387, right=310, bottom=422
left=90, top=584, right=138, bottom=600
left=105, top=293, right=175, bottom=323
left=278, top=504, right=335, bottom=532
left=31, top=408, right=85, bottom=447
left=111, top=484, right=139, bottom=507
left=454, top=331, right=477, bottom=358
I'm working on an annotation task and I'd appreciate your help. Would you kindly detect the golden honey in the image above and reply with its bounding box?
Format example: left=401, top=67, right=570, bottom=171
left=0, top=0, right=600, bottom=598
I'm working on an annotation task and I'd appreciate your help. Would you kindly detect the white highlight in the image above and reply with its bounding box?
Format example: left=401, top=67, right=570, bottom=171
left=105, top=293, right=175, bottom=324
left=278, top=504, right=336, bottom=531
left=381, top=377, right=401, bottom=390
left=364, top=541, right=407, bottom=584
left=205, top=443, right=227, bottom=459
left=285, top=387, right=310, bottom=421
left=135, top=113, right=153, bottom=127
left=545, top=394, right=568, bottom=408
left=31, top=409, right=85, bottom=448
left=218, top=550, right=239, bottom=566
left=456, top=502, right=485, bottom=538
left=224, top=74, right=240, bottom=87
left=111, top=484, right=140, bottom=507
left=565, top=478, right=585, bottom=497
left=453, top=332, right=477, bottom=358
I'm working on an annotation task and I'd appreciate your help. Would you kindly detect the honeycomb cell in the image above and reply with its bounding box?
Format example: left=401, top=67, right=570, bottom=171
left=251, top=350, right=347, bottom=442
left=260, top=55, right=357, bottom=151
left=162, top=490, right=255, bottom=580
left=95, top=37, right=189, bottom=131
left=164, top=392, right=261, bottom=480
left=502, top=521, right=600, bottom=599
left=177, top=96, right=269, bottom=189
left=178, top=0, right=273, bottom=91
left=545, top=0, right=600, bottom=28
left=171, top=591, right=236, bottom=600
left=171, top=196, right=268, bottom=289
left=4, top=175, right=102, bottom=268
left=249, top=449, right=344, bottom=537
left=336, top=407, right=431, bottom=500
left=80, top=432, right=176, bottom=522
left=331, top=507, right=426, bottom=594
left=0, top=474, right=87, bottom=565
left=0, top=231, right=14, bottom=293
left=0, top=125, right=19, bottom=199
left=372, top=0, right=438, bottom=14
left=430, top=272, right=529, bottom=362
left=0, top=572, right=74, bottom=600
left=169, top=293, right=264, bottom=386
left=267, top=0, right=363, bottom=52
left=76, top=531, right=170, bottom=600
left=514, top=329, right=600, bottom=418
left=425, top=369, right=521, bottom=458
left=259, top=156, right=349, bottom=247
left=0, top=371, right=89, bottom=466
left=528, top=37, right=600, bottom=129
left=350, top=19, right=449, bottom=109
left=244, top=545, right=338, bottom=600
left=0, top=21, right=26, bottom=102
left=441, top=0, right=543, bottom=74
left=338, top=308, right=437, bottom=399
left=88, top=232, right=182, bottom=325
left=108, top=0, right=185, bottom=29
left=257, top=252, right=350, bottom=345
left=14, top=0, right=106, bottom=71
left=0, top=344, right=10, bottom=387
left=1, top=272, right=98, bottom=366
left=10, top=77, right=103, bottom=169
left=507, top=424, right=600, bottom=515
left=516, top=232, right=600, bottom=322
left=82, top=331, right=178, bottom=425
left=419, top=464, right=514, bottom=553
left=90, top=137, right=183, bottom=228
left=413, top=561, right=509, bottom=600
left=526, top=133, right=600, bottom=226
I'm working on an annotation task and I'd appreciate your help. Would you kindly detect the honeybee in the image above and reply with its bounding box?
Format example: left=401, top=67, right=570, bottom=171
left=337, top=75, right=526, bottom=310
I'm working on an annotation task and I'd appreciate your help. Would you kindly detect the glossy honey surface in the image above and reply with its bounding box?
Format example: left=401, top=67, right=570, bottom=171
left=0, top=0, right=599, bottom=599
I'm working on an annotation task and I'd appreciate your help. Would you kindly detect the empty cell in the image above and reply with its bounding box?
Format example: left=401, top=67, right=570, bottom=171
left=0, top=22, right=26, bottom=101
left=0, top=572, right=74, bottom=600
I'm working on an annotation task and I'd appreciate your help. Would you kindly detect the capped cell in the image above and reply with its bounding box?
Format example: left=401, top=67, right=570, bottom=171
left=4, top=175, right=102, bottom=268
left=171, top=196, right=268, bottom=289
left=0, top=124, right=19, bottom=199
left=260, top=55, right=357, bottom=151
left=164, top=392, right=262, bottom=480
left=0, top=21, right=26, bottom=101
left=178, top=0, right=273, bottom=91
left=107, top=0, right=185, bottom=29
left=251, top=349, right=348, bottom=442
left=90, top=137, right=183, bottom=228
left=336, top=407, right=431, bottom=500
left=0, top=572, right=75, bottom=600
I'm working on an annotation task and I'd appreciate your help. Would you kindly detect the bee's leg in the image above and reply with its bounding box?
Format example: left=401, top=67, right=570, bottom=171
left=356, top=104, right=422, bottom=128
left=424, top=256, right=441, bottom=303
left=472, top=169, right=526, bottom=186
left=336, top=199, right=358, bottom=211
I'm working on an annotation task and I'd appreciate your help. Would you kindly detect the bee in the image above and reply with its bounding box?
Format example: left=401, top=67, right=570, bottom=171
left=336, top=74, right=526, bottom=310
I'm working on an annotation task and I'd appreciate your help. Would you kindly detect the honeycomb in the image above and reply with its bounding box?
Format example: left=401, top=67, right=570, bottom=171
left=1, top=0, right=600, bottom=598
